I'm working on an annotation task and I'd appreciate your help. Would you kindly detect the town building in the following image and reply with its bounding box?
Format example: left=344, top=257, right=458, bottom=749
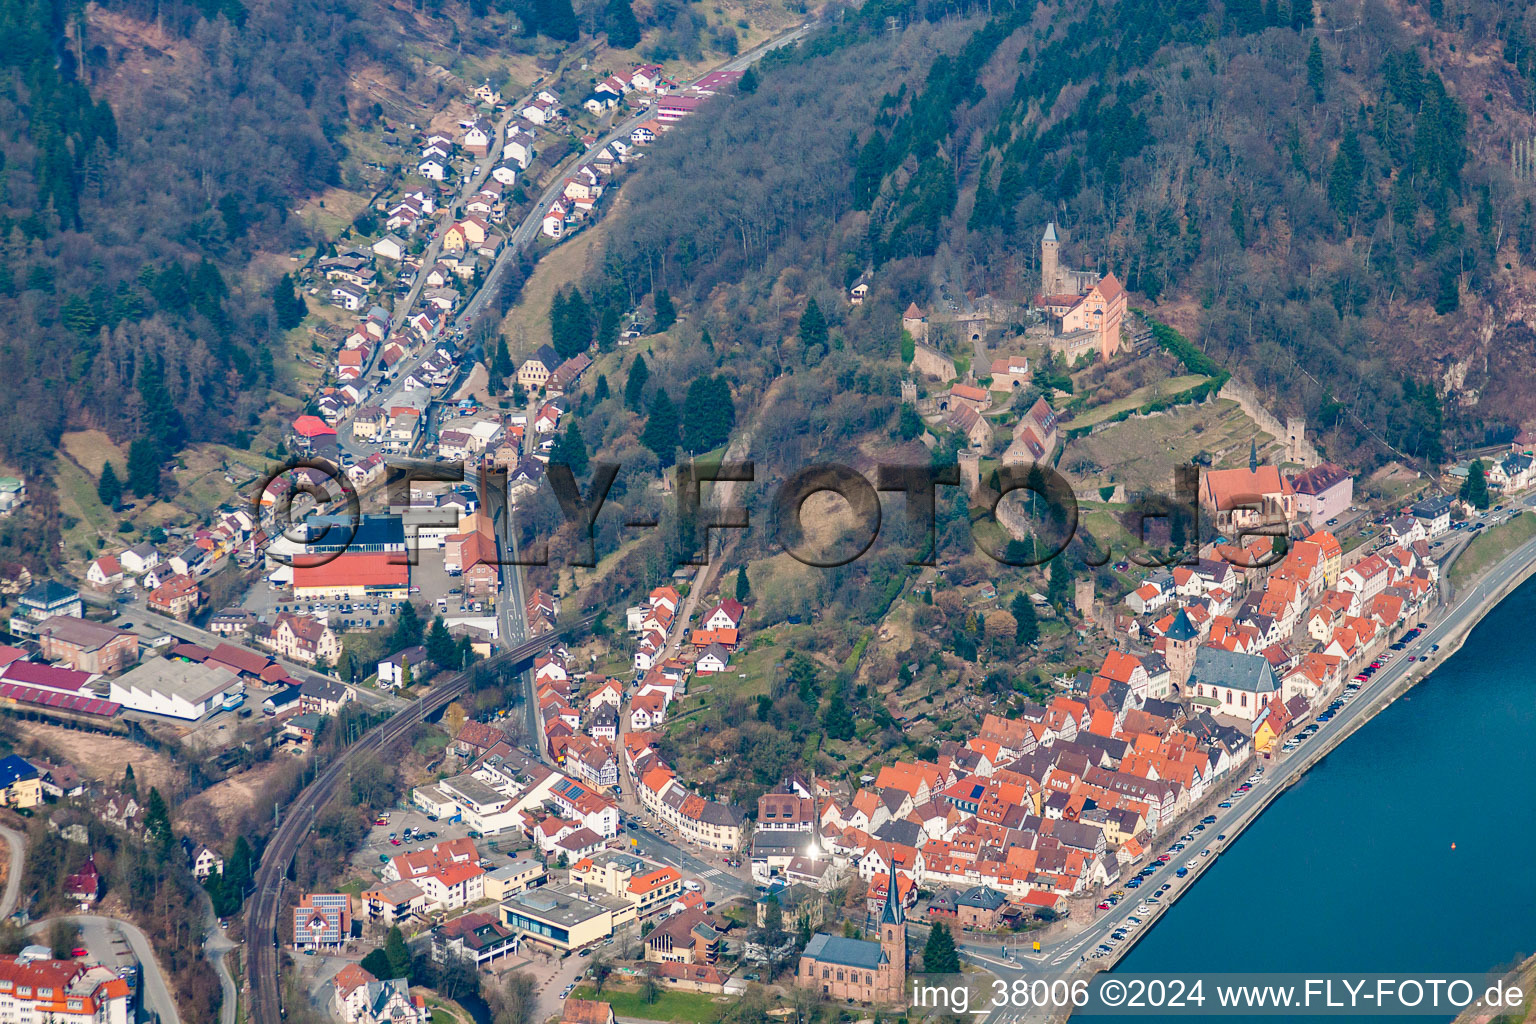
left=13, top=581, right=83, bottom=635
left=293, top=893, right=351, bottom=950
left=1289, top=463, right=1354, bottom=528
left=796, top=888, right=906, bottom=1004
left=37, top=617, right=139, bottom=675
left=498, top=883, right=635, bottom=952
left=0, top=952, right=130, bottom=1023
left=292, top=553, right=410, bottom=601
left=382, top=838, right=486, bottom=911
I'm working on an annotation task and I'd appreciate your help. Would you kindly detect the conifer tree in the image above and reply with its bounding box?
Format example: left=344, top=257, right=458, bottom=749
left=605, top=0, right=640, bottom=48
left=625, top=354, right=650, bottom=412
left=923, top=922, right=960, bottom=974
left=641, top=388, right=679, bottom=465
left=97, top=462, right=121, bottom=510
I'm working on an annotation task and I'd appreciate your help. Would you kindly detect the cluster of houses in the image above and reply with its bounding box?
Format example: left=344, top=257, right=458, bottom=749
left=0, top=580, right=304, bottom=724
left=312, top=831, right=743, bottom=1009
left=736, top=468, right=1451, bottom=932
left=531, top=644, right=628, bottom=788
left=579, top=63, right=674, bottom=115
left=748, top=679, right=1256, bottom=927
left=410, top=721, right=619, bottom=864
left=1121, top=493, right=1437, bottom=731
left=84, top=510, right=268, bottom=618
left=626, top=586, right=745, bottom=679
left=544, top=66, right=746, bottom=239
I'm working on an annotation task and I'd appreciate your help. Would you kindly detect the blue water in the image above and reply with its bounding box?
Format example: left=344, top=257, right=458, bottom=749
left=1117, top=574, right=1536, bottom=980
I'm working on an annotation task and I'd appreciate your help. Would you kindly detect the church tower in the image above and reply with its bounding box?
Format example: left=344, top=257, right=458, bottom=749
left=1041, top=222, right=1061, bottom=294
left=879, top=886, right=907, bottom=992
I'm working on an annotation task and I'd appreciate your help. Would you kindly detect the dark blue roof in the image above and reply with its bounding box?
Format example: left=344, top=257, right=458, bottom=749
left=803, top=934, right=887, bottom=971
left=0, top=755, right=38, bottom=788
left=1188, top=647, right=1277, bottom=694
left=1164, top=607, right=1199, bottom=642
left=21, top=581, right=77, bottom=607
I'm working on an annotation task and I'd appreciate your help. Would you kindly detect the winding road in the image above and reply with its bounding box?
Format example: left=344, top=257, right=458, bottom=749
left=2, top=820, right=234, bottom=1024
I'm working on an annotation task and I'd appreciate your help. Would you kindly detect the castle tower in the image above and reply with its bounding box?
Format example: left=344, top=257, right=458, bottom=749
left=902, top=303, right=928, bottom=344
left=1041, top=222, right=1061, bottom=295
left=958, top=449, right=981, bottom=494
left=1074, top=577, right=1096, bottom=623
left=1286, top=416, right=1309, bottom=467
left=1164, top=607, right=1200, bottom=694
left=879, top=886, right=907, bottom=992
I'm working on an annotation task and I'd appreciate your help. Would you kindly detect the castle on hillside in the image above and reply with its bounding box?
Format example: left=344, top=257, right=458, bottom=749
left=1036, top=222, right=1127, bottom=363
left=796, top=885, right=906, bottom=1003
left=1041, top=222, right=1100, bottom=296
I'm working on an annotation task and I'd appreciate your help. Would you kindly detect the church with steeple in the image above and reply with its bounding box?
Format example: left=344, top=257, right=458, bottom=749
left=795, top=887, right=907, bottom=1003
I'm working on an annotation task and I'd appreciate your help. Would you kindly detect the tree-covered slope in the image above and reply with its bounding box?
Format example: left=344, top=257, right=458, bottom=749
left=585, top=0, right=1536, bottom=467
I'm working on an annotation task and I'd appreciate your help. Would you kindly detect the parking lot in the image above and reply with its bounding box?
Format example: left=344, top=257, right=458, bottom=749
left=348, top=805, right=534, bottom=879
left=240, top=543, right=489, bottom=636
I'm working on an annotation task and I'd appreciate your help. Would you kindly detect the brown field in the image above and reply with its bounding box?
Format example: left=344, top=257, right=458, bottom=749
left=175, top=755, right=299, bottom=838
left=499, top=224, right=606, bottom=357
left=7, top=721, right=182, bottom=795
left=61, top=430, right=127, bottom=478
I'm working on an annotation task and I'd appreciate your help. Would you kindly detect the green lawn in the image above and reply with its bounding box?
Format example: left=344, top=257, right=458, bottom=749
left=569, top=985, right=726, bottom=1023
left=54, top=454, right=116, bottom=561
left=1449, top=512, right=1536, bottom=588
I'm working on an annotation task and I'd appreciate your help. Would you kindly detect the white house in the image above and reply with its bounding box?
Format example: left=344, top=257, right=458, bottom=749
left=504, top=130, right=535, bottom=168
left=1126, top=581, right=1169, bottom=615
left=520, top=98, right=556, bottom=125
left=87, top=555, right=124, bottom=588
left=701, top=599, right=744, bottom=632
left=372, top=235, right=406, bottom=261
left=695, top=643, right=729, bottom=675
left=418, top=158, right=447, bottom=181
left=120, top=543, right=160, bottom=575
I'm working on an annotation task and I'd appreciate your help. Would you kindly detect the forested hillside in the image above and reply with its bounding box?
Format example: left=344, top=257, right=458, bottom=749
left=580, top=0, right=1536, bottom=472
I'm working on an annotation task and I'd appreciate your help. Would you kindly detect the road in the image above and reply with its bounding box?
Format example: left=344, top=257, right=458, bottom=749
left=29, top=915, right=182, bottom=1024
left=246, top=615, right=593, bottom=1024
left=199, top=890, right=239, bottom=1024
left=619, top=820, right=752, bottom=899
left=501, top=394, right=540, bottom=752
left=960, top=519, right=1536, bottom=1008
left=0, top=825, right=21, bottom=919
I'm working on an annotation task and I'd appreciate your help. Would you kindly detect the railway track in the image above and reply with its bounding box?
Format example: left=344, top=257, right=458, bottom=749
left=247, top=614, right=593, bottom=1024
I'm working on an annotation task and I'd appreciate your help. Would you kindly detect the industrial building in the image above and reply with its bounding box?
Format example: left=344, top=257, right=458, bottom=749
left=108, top=659, right=244, bottom=720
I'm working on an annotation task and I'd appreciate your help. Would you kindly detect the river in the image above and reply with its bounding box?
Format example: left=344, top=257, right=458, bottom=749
left=1115, top=574, right=1536, bottom=989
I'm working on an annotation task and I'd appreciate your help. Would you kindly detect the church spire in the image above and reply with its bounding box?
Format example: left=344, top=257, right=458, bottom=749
left=1249, top=438, right=1258, bottom=472
left=881, top=882, right=905, bottom=926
